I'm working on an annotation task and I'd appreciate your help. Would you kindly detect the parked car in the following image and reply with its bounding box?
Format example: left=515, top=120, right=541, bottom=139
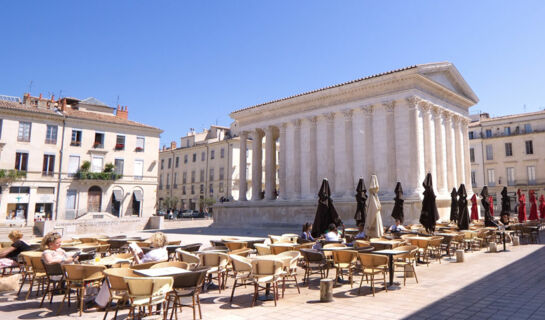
left=181, top=210, right=196, bottom=218
left=192, top=211, right=205, bottom=218
left=156, top=210, right=167, bottom=217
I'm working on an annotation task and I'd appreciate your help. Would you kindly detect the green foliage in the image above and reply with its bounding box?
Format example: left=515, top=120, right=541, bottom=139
left=104, top=163, right=115, bottom=173
left=162, top=196, right=179, bottom=210
left=80, top=161, right=91, bottom=172
left=198, top=197, right=216, bottom=208
left=0, top=169, right=27, bottom=183
left=76, top=171, right=122, bottom=180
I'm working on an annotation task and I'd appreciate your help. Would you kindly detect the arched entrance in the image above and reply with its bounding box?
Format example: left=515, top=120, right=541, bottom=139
left=88, top=186, right=102, bottom=212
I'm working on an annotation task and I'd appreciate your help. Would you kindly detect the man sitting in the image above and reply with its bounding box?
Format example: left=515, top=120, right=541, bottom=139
left=389, top=219, right=407, bottom=233
left=324, top=223, right=340, bottom=241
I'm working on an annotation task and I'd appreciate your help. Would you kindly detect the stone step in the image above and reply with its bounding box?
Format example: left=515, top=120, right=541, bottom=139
left=0, top=226, right=36, bottom=241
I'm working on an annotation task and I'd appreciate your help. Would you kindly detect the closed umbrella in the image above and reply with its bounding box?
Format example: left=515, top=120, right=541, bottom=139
left=470, top=194, right=479, bottom=221
left=457, top=184, right=470, bottom=230
left=363, top=175, right=383, bottom=238
left=500, top=187, right=510, bottom=215
left=529, top=190, right=538, bottom=221
left=354, top=178, right=368, bottom=226
left=311, top=179, right=342, bottom=238
left=517, top=189, right=527, bottom=222
left=449, top=188, right=459, bottom=223
left=391, top=182, right=404, bottom=223
left=489, top=196, right=494, bottom=217
left=539, top=194, right=545, bottom=219
left=481, top=187, right=497, bottom=227
left=419, top=173, right=439, bottom=233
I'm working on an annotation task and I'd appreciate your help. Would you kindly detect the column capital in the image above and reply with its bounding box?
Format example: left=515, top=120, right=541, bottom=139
left=239, top=131, right=249, bottom=138
left=264, top=125, right=275, bottom=135
left=420, top=101, right=432, bottom=113
left=306, top=115, right=318, bottom=125
left=342, top=109, right=353, bottom=120
left=460, top=118, right=470, bottom=126
left=383, top=100, right=396, bottom=113
left=291, top=118, right=302, bottom=127
left=431, top=105, right=442, bottom=118
left=279, top=122, right=288, bottom=132
left=362, top=104, right=374, bottom=116
left=442, top=110, right=452, bottom=121
left=250, top=129, right=264, bottom=139
left=323, top=112, right=335, bottom=122
left=406, top=96, right=424, bottom=109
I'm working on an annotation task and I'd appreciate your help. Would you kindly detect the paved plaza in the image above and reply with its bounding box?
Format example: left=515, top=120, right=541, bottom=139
left=1, top=223, right=544, bottom=320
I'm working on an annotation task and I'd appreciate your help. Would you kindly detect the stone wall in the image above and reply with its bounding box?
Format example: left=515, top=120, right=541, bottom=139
left=34, top=217, right=150, bottom=236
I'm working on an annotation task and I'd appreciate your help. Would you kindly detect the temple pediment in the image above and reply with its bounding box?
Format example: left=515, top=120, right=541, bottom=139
left=417, top=62, right=479, bottom=105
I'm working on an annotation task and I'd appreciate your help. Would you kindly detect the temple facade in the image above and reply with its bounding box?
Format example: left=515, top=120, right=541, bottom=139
left=215, top=62, right=479, bottom=227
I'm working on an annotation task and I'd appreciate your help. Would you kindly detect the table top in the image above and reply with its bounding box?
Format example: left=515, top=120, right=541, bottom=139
left=372, top=249, right=409, bottom=255
left=90, top=256, right=132, bottom=266
left=270, top=243, right=297, bottom=247
left=370, top=240, right=402, bottom=245
left=134, top=267, right=189, bottom=277
left=406, top=236, right=432, bottom=241
left=435, top=233, right=458, bottom=237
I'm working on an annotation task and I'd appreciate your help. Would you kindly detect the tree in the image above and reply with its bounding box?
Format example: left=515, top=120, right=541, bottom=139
left=198, top=197, right=216, bottom=212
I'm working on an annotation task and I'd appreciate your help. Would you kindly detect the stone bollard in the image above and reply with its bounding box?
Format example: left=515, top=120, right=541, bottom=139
left=456, top=249, right=464, bottom=263
left=512, top=236, right=520, bottom=246
left=489, top=242, right=497, bottom=253
left=320, top=279, right=334, bottom=302
left=404, top=264, right=414, bottom=278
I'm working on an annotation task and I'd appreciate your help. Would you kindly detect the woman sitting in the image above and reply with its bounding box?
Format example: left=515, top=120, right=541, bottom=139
left=131, top=232, right=168, bottom=264
left=0, top=230, right=31, bottom=267
left=41, top=232, right=78, bottom=265
left=300, top=222, right=315, bottom=242
left=324, top=223, right=340, bottom=241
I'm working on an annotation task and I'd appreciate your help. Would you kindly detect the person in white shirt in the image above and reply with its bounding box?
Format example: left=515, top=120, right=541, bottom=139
left=389, top=219, right=407, bottom=233
left=325, top=223, right=340, bottom=241
left=354, top=223, right=366, bottom=240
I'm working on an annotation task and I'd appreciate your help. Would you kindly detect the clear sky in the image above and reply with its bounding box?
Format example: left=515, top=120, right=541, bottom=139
left=1, top=1, right=544, bottom=146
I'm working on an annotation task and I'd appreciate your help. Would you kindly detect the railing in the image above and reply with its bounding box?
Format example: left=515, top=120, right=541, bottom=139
left=45, top=138, right=57, bottom=144
left=0, top=169, right=26, bottom=183
left=70, top=141, right=81, bottom=146
left=470, top=128, right=544, bottom=140
left=75, top=172, right=122, bottom=181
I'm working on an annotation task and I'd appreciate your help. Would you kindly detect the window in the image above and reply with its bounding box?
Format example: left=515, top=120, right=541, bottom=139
left=192, top=153, right=196, bottom=162
left=184, top=155, right=188, bottom=163
left=221, top=148, right=225, bottom=158
left=191, top=185, right=195, bottom=195
left=183, top=172, right=187, bottom=184
left=17, top=122, right=31, bottom=142
left=15, top=152, right=28, bottom=171
left=487, top=169, right=495, bottom=186
left=10, top=186, right=30, bottom=193
left=504, top=127, right=511, bottom=136
left=210, top=150, right=215, bottom=160
left=219, top=182, right=224, bottom=193
left=469, top=148, right=475, bottom=163
left=524, top=123, right=532, bottom=133
left=161, top=159, right=164, bottom=170
left=200, top=169, right=204, bottom=182
left=200, top=184, right=204, bottom=194
left=505, top=143, right=513, bottom=157
left=71, top=129, right=82, bottom=146
left=45, top=125, right=58, bottom=144
left=191, top=171, right=195, bottom=183
left=65, top=190, right=77, bottom=220
left=471, top=170, right=476, bottom=188
left=525, top=140, right=533, bottom=155
left=175, top=157, right=179, bottom=168
left=174, top=172, right=178, bottom=188
left=507, top=167, right=515, bottom=186
left=485, top=129, right=492, bottom=138
left=136, top=137, right=145, bottom=152
left=68, top=155, right=80, bottom=176
left=219, top=167, right=224, bottom=180
left=209, top=168, right=214, bottom=181
left=42, top=154, right=55, bottom=176
left=209, top=183, right=213, bottom=194
left=159, top=175, right=163, bottom=189
left=485, top=145, right=493, bottom=160
left=201, top=152, right=205, bottom=161
left=94, top=132, right=104, bottom=148
left=168, top=158, right=172, bottom=169
left=528, top=166, right=536, bottom=185
left=166, top=173, right=170, bottom=189
left=468, top=131, right=474, bottom=139
left=134, top=160, right=144, bottom=180
left=114, top=159, right=124, bottom=175
left=182, top=186, right=186, bottom=195
left=91, top=156, right=103, bottom=173
left=115, top=135, right=125, bottom=150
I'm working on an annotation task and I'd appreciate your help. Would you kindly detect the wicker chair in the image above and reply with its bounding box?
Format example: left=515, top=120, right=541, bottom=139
left=251, top=258, right=284, bottom=307
left=358, top=253, right=388, bottom=296
left=254, top=243, right=272, bottom=256
left=26, top=254, right=47, bottom=300
left=39, top=260, right=64, bottom=307
left=150, top=261, right=189, bottom=269
left=278, top=251, right=301, bottom=296
left=166, top=268, right=208, bottom=320
left=102, top=268, right=142, bottom=320
left=393, top=245, right=419, bottom=286
left=228, top=255, right=253, bottom=304
left=299, top=249, right=328, bottom=284
left=129, top=260, right=166, bottom=270
left=176, top=249, right=201, bottom=266
left=57, top=264, right=106, bottom=316
left=224, top=241, right=248, bottom=252
left=124, top=276, right=173, bottom=319
left=332, top=250, right=358, bottom=287
left=199, top=252, right=229, bottom=293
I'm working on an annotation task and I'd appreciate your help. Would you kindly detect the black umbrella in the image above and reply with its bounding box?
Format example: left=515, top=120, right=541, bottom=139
left=481, top=186, right=497, bottom=227
left=419, top=173, right=439, bottom=233
left=457, top=184, right=470, bottom=230
left=449, top=188, right=459, bottom=223
left=391, top=182, right=404, bottom=223
left=354, top=178, right=367, bottom=226
left=311, top=179, right=342, bottom=238
left=500, top=186, right=511, bottom=215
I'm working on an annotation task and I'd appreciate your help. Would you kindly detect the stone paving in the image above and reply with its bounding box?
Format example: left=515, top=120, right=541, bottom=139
left=1, top=224, right=544, bottom=320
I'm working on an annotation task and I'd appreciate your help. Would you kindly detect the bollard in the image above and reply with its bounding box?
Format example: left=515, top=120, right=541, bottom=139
left=404, top=264, right=414, bottom=278
left=489, top=242, right=497, bottom=253
left=512, top=236, right=520, bottom=246
left=320, top=279, right=334, bottom=302
left=456, top=249, right=464, bottom=263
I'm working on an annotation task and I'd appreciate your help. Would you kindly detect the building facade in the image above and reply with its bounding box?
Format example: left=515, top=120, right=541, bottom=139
left=215, top=62, right=479, bottom=227
left=469, top=110, right=545, bottom=200
left=0, top=94, right=162, bottom=227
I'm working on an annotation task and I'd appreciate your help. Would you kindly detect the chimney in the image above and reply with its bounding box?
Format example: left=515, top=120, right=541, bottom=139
left=23, top=93, right=30, bottom=105
left=61, top=98, right=67, bottom=111
left=39, top=93, right=43, bottom=100
left=170, top=141, right=177, bottom=149
left=116, top=105, right=129, bottom=119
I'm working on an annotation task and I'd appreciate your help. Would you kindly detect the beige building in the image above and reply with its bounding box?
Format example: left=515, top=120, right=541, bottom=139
left=0, top=94, right=162, bottom=227
left=469, top=110, right=545, bottom=199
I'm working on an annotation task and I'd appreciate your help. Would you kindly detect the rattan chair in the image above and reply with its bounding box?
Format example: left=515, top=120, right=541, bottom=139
left=358, top=253, right=388, bottom=296
left=176, top=249, right=201, bottom=266
left=228, top=255, right=253, bottom=304
left=124, top=276, right=173, bottom=319
left=254, top=244, right=271, bottom=256
left=224, top=241, right=247, bottom=252
left=57, top=264, right=106, bottom=316
left=150, top=261, right=189, bottom=269
left=166, top=268, right=208, bottom=320
left=251, top=258, right=284, bottom=307
left=278, top=251, right=301, bottom=296
left=299, top=249, right=328, bottom=284
left=26, top=254, right=47, bottom=300
left=39, top=260, right=65, bottom=307
left=199, top=252, right=229, bottom=293
left=270, top=244, right=293, bottom=255
left=102, top=268, right=141, bottom=320
left=129, top=260, right=166, bottom=270
left=393, top=245, right=419, bottom=286
left=332, top=250, right=358, bottom=287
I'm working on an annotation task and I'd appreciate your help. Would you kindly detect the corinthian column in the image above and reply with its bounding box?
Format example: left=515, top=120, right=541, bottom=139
left=238, top=131, right=248, bottom=201
left=293, top=119, right=302, bottom=199
left=334, top=111, right=349, bottom=197
left=343, top=110, right=354, bottom=195
left=454, top=116, right=465, bottom=187
left=251, top=129, right=264, bottom=201
left=363, top=105, right=374, bottom=179
left=316, top=115, right=328, bottom=185
left=461, top=118, right=472, bottom=192
left=407, top=97, right=425, bottom=197
left=434, top=107, right=448, bottom=194
left=422, top=102, right=437, bottom=192
left=444, top=112, right=457, bottom=190
left=264, top=126, right=277, bottom=200
left=385, top=101, right=396, bottom=194
left=278, top=123, right=287, bottom=200
left=325, top=112, right=336, bottom=190
left=352, top=108, right=365, bottom=182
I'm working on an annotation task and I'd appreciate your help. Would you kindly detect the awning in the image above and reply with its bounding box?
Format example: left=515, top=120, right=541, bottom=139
left=113, top=189, right=123, bottom=201
left=133, top=190, right=143, bottom=202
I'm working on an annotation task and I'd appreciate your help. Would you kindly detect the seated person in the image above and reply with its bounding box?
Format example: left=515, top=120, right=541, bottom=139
left=389, top=219, right=407, bottom=233
left=0, top=230, right=31, bottom=267
left=324, top=223, right=340, bottom=241
left=41, top=232, right=79, bottom=265
left=498, top=213, right=510, bottom=227
left=354, top=223, right=366, bottom=240
left=300, top=222, right=315, bottom=242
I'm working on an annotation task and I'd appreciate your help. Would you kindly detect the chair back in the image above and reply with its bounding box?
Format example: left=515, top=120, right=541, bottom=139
left=354, top=240, right=371, bottom=248
left=78, top=237, right=98, bottom=244
left=358, top=253, right=388, bottom=269
left=209, top=240, right=225, bottom=247
left=229, top=254, right=252, bottom=273
left=323, top=243, right=345, bottom=249
left=124, top=276, right=173, bottom=298
left=463, top=231, right=475, bottom=240
left=254, top=244, right=271, bottom=255
left=107, top=239, right=128, bottom=250
left=333, top=250, right=357, bottom=264
left=278, top=250, right=301, bottom=268
left=224, top=241, right=247, bottom=251
left=270, top=244, right=292, bottom=255
left=251, top=259, right=284, bottom=277
left=200, top=252, right=229, bottom=269
left=430, top=236, right=444, bottom=247
left=63, top=264, right=106, bottom=281
left=130, top=260, right=165, bottom=270
left=150, top=261, right=189, bottom=269
left=300, top=249, right=325, bottom=263
left=281, top=234, right=299, bottom=243
left=29, top=256, right=47, bottom=274
left=171, top=269, right=208, bottom=290
left=103, top=268, right=141, bottom=291
left=179, top=243, right=202, bottom=252
left=42, top=260, right=63, bottom=277
left=229, top=248, right=253, bottom=257
left=176, top=249, right=201, bottom=265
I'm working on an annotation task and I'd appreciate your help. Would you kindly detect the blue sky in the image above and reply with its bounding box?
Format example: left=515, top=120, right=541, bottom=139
left=1, top=1, right=545, bottom=146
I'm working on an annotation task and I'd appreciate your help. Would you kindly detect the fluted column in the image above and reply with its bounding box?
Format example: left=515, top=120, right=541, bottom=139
left=316, top=115, right=328, bottom=185
left=444, top=112, right=457, bottom=190
left=251, top=130, right=264, bottom=201
left=308, top=117, right=318, bottom=196
left=462, top=119, right=472, bottom=192
left=454, top=116, right=465, bottom=187
left=363, top=105, right=375, bottom=179
left=264, top=126, right=277, bottom=200
left=352, top=108, right=366, bottom=182
left=373, top=105, right=388, bottom=195
left=434, top=107, right=448, bottom=194
left=407, top=97, right=425, bottom=197
left=422, top=102, right=437, bottom=192
left=285, top=121, right=296, bottom=199
left=394, top=100, right=410, bottom=186
left=334, top=111, right=348, bottom=197
left=385, top=101, right=396, bottom=194
left=293, top=119, right=302, bottom=199
left=300, top=118, right=311, bottom=199
left=325, top=113, right=336, bottom=190
left=278, top=123, right=287, bottom=200
left=238, top=131, right=248, bottom=201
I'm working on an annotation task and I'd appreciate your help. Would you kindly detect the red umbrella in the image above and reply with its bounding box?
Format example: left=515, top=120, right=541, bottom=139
left=539, top=194, right=545, bottom=219
left=529, top=190, right=538, bottom=220
left=489, top=196, right=494, bottom=217
left=470, top=194, right=479, bottom=221
left=517, top=189, right=527, bottom=222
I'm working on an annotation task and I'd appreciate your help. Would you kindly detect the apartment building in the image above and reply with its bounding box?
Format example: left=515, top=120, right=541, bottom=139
left=469, top=110, right=545, bottom=199
left=0, top=93, right=162, bottom=226
left=157, top=126, right=252, bottom=212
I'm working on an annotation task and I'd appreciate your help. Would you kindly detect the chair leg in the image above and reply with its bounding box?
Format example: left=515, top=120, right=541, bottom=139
left=383, top=271, right=388, bottom=292
left=25, top=275, right=35, bottom=300
left=192, top=295, right=196, bottom=320
left=17, top=272, right=28, bottom=296
left=281, top=277, right=286, bottom=298
left=57, top=284, right=69, bottom=315
left=371, top=274, right=375, bottom=296
left=273, top=282, right=277, bottom=307
left=294, top=275, right=300, bottom=294
left=40, top=280, right=51, bottom=307
left=80, top=286, right=86, bottom=316
left=251, top=283, right=257, bottom=307
left=230, top=279, right=237, bottom=303
left=413, top=264, right=419, bottom=284
left=197, top=293, right=202, bottom=319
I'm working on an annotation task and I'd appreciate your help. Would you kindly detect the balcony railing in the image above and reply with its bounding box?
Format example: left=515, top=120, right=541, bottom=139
left=115, top=143, right=125, bottom=150
left=93, top=142, right=104, bottom=149
left=470, top=128, right=544, bottom=140
left=45, top=139, right=57, bottom=144
left=70, top=140, right=81, bottom=147
left=0, top=169, right=26, bottom=184
left=76, top=172, right=122, bottom=181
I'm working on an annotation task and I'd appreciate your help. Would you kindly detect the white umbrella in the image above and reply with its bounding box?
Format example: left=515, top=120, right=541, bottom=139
left=364, top=175, right=383, bottom=238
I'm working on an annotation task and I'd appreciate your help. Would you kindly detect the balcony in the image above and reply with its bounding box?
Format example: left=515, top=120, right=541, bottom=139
left=75, top=172, right=122, bottom=181
left=70, top=140, right=81, bottom=147
left=471, top=128, right=544, bottom=140
left=115, top=143, right=125, bottom=151
left=0, top=169, right=26, bottom=184
left=135, top=147, right=144, bottom=152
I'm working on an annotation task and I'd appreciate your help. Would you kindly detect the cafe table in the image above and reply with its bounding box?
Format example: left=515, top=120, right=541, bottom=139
left=133, top=267, right=189, bottom=277
left=319, top=246, right=375, bottom=253
left=89, top=255, right=133, bottom=267
left=370, top=239, right=403, bottom=250
left=371, top=249, right=409, bottom=286
left=434, top=233, right=458, bottom=255
left=495, top=229, right=513, bottom=252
